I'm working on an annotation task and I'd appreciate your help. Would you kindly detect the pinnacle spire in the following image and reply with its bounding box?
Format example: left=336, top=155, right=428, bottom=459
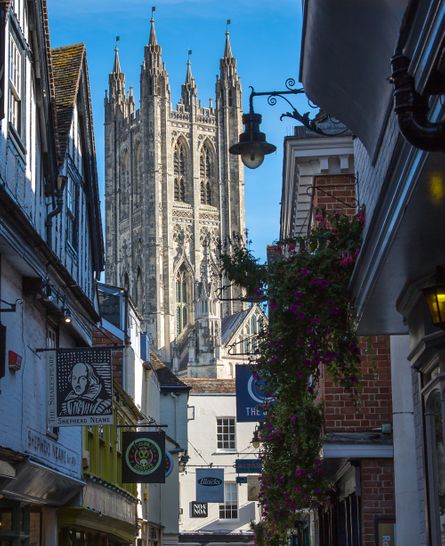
left=224, top=19, right=233, bottom=58
left=185, top=49, right=193, bottom=84
left=149, top=6, right=157, bottom=45
left=112, top=36, right=122, bottom=73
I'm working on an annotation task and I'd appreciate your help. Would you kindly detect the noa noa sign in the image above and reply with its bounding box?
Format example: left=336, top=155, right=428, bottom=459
left=191, top=502, right=208, bottom=518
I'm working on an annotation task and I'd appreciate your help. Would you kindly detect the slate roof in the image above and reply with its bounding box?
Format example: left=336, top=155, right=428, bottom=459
left=151, top=353, right=190, bottom=390
left=183, top=378, right=236, bottom=394
left=51, top=43, right=85, bottom=163
left=221, top=309, right=250, bottom=345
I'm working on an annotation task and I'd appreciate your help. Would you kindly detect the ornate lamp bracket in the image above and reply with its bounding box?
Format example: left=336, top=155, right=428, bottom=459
left=248, top=78, right=347, bottom=137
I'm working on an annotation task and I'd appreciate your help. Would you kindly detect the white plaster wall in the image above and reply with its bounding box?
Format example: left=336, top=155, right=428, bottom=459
left=160, top=391, right=188, bottom=451
left=0, top=256, right=82, bottom=480
left=180, top=392, right=259, bottom=533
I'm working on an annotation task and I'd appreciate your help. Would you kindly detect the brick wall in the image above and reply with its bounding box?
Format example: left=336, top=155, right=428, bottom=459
left=360, top=459, right=395, bottom=546
left=322, top=335, right=393, bottom=433
left=311, top=173, right=395, bottom=544
left=92, top=329, right=123, bottom=387
left=313, top=174, right=357, bottom=219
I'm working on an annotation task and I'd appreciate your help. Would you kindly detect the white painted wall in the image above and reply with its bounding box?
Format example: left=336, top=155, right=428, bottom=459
left=0, top=256, right=82, bottom=480
left=180, top=391, right=260, bottom=534
left=160, top=391, right=189, bottom=451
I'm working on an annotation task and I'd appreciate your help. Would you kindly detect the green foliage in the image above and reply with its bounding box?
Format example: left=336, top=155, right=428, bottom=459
left=221, top=210, right=364, bottom=545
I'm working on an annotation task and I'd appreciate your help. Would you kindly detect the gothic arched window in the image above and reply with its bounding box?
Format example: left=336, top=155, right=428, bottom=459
left=120, top=149, right=129, bottom=220
left=200, top=144, right=214, bottom=205
left=174, top=141, right=187, bottom=202
left=176, top=266, right=190, bottom=336
left=135, top=267, right=143, bottom=309
left=134, top=143, right=142, bottom=206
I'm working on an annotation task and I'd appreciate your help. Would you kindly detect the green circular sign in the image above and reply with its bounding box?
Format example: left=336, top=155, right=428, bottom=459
left=125, top=437, right=162, bottom=475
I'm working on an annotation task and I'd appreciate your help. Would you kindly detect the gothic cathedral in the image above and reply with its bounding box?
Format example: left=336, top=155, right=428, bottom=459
left=105, top=15, right=263, bottom=378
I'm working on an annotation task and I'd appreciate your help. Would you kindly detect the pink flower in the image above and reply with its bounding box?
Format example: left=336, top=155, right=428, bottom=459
left=339, top=253, right=354, bottom=267
left=295, top=467, right=306, bottom=478
left=357, top=208, right=366, bottom=225
left=290, top=415, right=298, bottom=424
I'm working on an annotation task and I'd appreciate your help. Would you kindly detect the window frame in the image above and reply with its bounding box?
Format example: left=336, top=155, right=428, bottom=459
left=66, top=175, right=79, bottom=251
left=216, top=416, right=236, bottom=451
left=219, top=482, right=238, bottom=520
left=422, top=367, right=445, bottom=546
left=8, top=26, right=25, bottom=143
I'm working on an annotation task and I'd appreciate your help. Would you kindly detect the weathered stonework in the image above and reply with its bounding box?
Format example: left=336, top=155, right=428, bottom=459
left=105, top=17, right=248, bottom=377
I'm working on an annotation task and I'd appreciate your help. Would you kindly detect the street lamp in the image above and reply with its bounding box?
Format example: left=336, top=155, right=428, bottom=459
left=251, top=428, right=260, bottom=449
left=229, top=110, right=276, bottom=169
left=229, top=78, right=347, bottom=169
left=423, top=267, right=445, bottom=329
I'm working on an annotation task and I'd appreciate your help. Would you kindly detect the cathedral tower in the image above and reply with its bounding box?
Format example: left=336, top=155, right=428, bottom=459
left=105, top=15, right=248, bottom=377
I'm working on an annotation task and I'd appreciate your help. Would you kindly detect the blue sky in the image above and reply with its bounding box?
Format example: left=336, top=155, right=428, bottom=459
left=47, top=0, right=304, bottom=260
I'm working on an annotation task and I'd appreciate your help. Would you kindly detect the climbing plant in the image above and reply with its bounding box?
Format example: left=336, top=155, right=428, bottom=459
left=220, top=209, right=364, bottom=545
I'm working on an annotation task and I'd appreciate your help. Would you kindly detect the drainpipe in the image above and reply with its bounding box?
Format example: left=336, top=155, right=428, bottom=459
left=391, top=53, right=445, bottom=152
left=46, top=175, right=68, bottom=249
left=390, top=0, right=445, bottom=152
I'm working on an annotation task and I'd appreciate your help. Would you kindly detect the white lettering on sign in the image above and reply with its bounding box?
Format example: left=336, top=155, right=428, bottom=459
left=26, top=428, right=78, bottom=476
left=191, top=502, right=208, bottom=517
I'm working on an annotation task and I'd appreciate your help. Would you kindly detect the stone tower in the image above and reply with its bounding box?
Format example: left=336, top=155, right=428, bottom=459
left=104, top=15, right=247, bottom=377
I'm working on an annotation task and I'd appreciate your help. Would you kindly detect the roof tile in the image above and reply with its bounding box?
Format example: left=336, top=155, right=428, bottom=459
left=183, top=378, right=236, bottom=394
left=51, top=43, right=85, bottom=163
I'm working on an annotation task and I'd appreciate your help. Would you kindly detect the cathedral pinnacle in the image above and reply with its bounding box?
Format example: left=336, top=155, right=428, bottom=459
left=224, top=19, right=233, bottom=58
left=112, top=36, right=122, bottom=73
left=149, top=6, right=158, bottom=45
left=181, top=50, right=198, bottom=106
left=185, top=50, right=193, bottom=84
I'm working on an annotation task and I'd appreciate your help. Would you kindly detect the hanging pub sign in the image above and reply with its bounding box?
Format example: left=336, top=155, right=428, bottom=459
left=122, top=431, right=166, bottom=483
left=47, top=348, right=113, bottom=427
left=165, top=451, right=174, bottom=478
left=196, top=468, right=224, bottom=503
left=236, top=364, right=273, bottom=422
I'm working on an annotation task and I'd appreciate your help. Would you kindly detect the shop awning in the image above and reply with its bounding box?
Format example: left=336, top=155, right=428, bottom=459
left=2, top=460, right=84, bottom=505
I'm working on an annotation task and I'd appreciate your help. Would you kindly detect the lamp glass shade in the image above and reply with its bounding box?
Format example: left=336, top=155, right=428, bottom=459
left=423, top=286, right=445, bottom=327
left=63, top=308, right=72, bottom=324
left=241, top=151, right=265, bottom=169
left=251, top=429, right=260, bottom=449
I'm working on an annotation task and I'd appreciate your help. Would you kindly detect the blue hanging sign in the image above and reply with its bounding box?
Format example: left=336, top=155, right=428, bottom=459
left=236, top=365, right=272, bottom=422
left=196, top=468, right=224, bottom=503
left=235, top=458, right=262, bottom=474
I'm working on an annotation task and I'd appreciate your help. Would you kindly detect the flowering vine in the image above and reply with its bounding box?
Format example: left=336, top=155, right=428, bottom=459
left=221, top=210, right=364, bottom=546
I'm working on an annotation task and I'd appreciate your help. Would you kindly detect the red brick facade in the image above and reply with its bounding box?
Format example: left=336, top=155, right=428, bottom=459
left=360, top=459, right=395, bottom=546
left=312, top=174, right=357, bottom=219
left=312, top=174, right=395, bottom=544
left=321, top=336, right=393, bottom=433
